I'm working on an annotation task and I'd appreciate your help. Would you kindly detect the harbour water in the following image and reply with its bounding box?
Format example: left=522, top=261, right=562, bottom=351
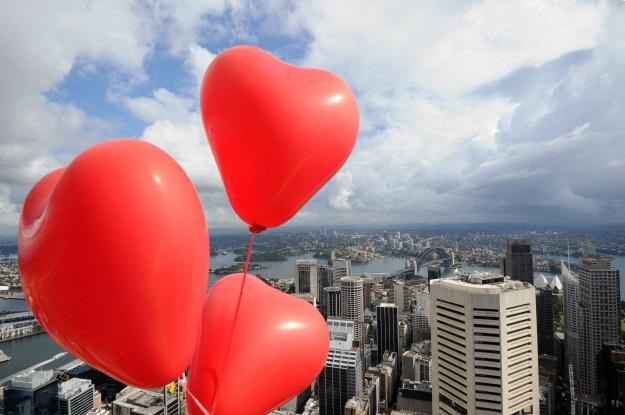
left=1, top=253, right=623, bottom=381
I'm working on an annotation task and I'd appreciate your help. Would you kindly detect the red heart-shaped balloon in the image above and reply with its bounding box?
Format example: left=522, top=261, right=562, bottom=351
left=187, top=274, right=329, bottom=415
left=200, top=45, right=359, bottom=230
left=18, top=139, right=209, bottom=388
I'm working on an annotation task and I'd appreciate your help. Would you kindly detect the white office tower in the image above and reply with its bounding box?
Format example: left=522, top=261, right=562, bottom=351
left=295, top=259, right=319, bottom=299
left=412, top=307, right=430, bottom=343
left=332, top=259, right=352, bottom=285
left=340, top=276, right=364, bottom=343
left=576, top=252, right=621, bottom=413
left=431, top=272, right=539, bottom=415
left=561, top=260, right=579, bottom=381
left=392, top=281, right=411, bottom=313
left=318, top=319, right=364, bottom=415
left=59, top=378, right=95, bottom=415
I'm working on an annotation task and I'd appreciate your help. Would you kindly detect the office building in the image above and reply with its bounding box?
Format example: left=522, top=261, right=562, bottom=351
left=2, top=370, right=59, bottom=415
left=431, top=272, right=539, bottom=415
left=362, top=278, right=373, bottom=311
left=332, top=259, right=352, bottom=285
left=504, top=238, right=534, bottom=284
left=536, top=287, right=554, bottom=356
left=577, top=251, right=621, bottom=414
left=295, top=259, right=319, bottom=299
left=427, top=266, right=442, bottom=289
left=562, top=260, right=580, bottom=381
left=392, top=281, right=411, bottom=314
left=402, top=349, right=431, bottom=383
left=112, top=385, right=180, bottom=415
left=318, top=265, right=332, bottom=292
left=376, top=303, right=398, bottom=364
left=412, top=308, right=430, bottom=343
left=322, top=286, right=341, bottom=319
left=397, top=381, right=432, bottom=414
left=363, top=375, right=380, bottom=415
left=59, top=378, right=95, bottom=415
left=598, top=343, right=625, bottom=415
left=341, top=276, right=365, bottom=343
left=318, top=319, right=363, bottom=415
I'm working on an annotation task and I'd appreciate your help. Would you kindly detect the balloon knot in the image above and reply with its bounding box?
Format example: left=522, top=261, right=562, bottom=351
left=249, top=225, right=266, bottom=234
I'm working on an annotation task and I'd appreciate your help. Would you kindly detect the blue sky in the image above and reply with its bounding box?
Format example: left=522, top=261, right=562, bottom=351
left=1, top=1, right=624, bottom=236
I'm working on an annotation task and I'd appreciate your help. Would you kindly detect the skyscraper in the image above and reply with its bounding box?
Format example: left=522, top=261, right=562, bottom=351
left=536, top=286, right=554, bottom=356
left=58, top=378, right=95, bottom=415
left=505, top=238, right=534, bottom=284
left=598, top=343, right=625, bottom=415
left=431, top=272, right=539, bottom=415
left=295, top=259, right=319, bottom=299
left=376, top=303, right=398, bottom=364
left=340, top=276, right=364, bottom=343
left=562, top=259, right=580, bottom=381
left=362, top=277, right=372, bottom=311
left=322, top=286, right=341, bottom=319
left=576, top=251, right=621, bottom=413
left=319, top=265, right=332, bottom=292
left=332, top=259, right=352, bottom=285
left=318, top=319, right=363, bottom=415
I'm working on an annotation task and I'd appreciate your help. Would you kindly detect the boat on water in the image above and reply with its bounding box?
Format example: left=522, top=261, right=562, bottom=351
left=0, top=349, right=11, bottom=363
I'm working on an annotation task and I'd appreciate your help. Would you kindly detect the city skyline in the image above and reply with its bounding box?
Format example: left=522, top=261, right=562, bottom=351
left=2, top=1, right=625, bottom=237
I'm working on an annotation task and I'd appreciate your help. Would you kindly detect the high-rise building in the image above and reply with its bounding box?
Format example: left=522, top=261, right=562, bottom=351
left=431, top=272, right=539, bottom=415
left=58, top=378, right=95, bottom=415
left=2, top=370, right=59, bottom=415
left=318, top=319, right=363, bottom=415
left=318, top=265, right=332, bottom=293
left=411, top=308, right=430, bottom=343
left=562, top=260, right=580, bottom=380
left=504, top=238, right=534, bottom=284
left=376, top=303, right=398, bottom=364
left=598, top=343, right=625, bottom=415
left=295, top=259, right=319, bottom=299
left=332, top=259, right=352, bottom=285
left=322, top=286, right=341, bottom=319
left=362, top=278, right=372, bottom=311
left=536, top=286, right=554, bottom=356
left=427, top=266, right=442, bottom=290
left=392, top=281, right=411, bottom=314
left=340, top=276, right=364, bottom=343
left=577, top=252, right=621, bottom=413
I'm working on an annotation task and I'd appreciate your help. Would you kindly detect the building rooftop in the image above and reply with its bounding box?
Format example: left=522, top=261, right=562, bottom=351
left=432, top=272, right=532, bottom=294
left=59, top=378, right=92, bottom=399
left=10, top=370, right=55, bottom=390
left=296, top=259, right=317, bottom=265
left=113, top=387, right=175, bottom=415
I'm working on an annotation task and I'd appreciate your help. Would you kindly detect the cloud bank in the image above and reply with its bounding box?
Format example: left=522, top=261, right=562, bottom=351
left=0, top=0, right=624, bottom=236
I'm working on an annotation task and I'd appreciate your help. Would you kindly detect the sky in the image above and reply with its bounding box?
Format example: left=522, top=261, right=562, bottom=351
left=1, top=0, right=624, bottom=236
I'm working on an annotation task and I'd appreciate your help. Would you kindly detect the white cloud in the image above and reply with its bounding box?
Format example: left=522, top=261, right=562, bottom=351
left=186, top=43, right=217, bottom=88
left=326, top=172, right=355, bottom=210
left=0, top=0, right=622, bottom=234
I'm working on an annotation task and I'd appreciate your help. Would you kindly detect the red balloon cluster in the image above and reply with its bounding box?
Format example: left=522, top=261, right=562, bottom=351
left=201, top=45, right=359, bottom=231
left=187, top=274, right=330, bottom=415
left=18, top=45, right=359, bottom=414
left=19, top=140, right=209, bottom=388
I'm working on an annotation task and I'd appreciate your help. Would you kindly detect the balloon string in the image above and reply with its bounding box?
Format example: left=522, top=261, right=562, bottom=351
left=240, top=231, right=256, bottom=294
left=187, top=388, right=211, bottom=415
